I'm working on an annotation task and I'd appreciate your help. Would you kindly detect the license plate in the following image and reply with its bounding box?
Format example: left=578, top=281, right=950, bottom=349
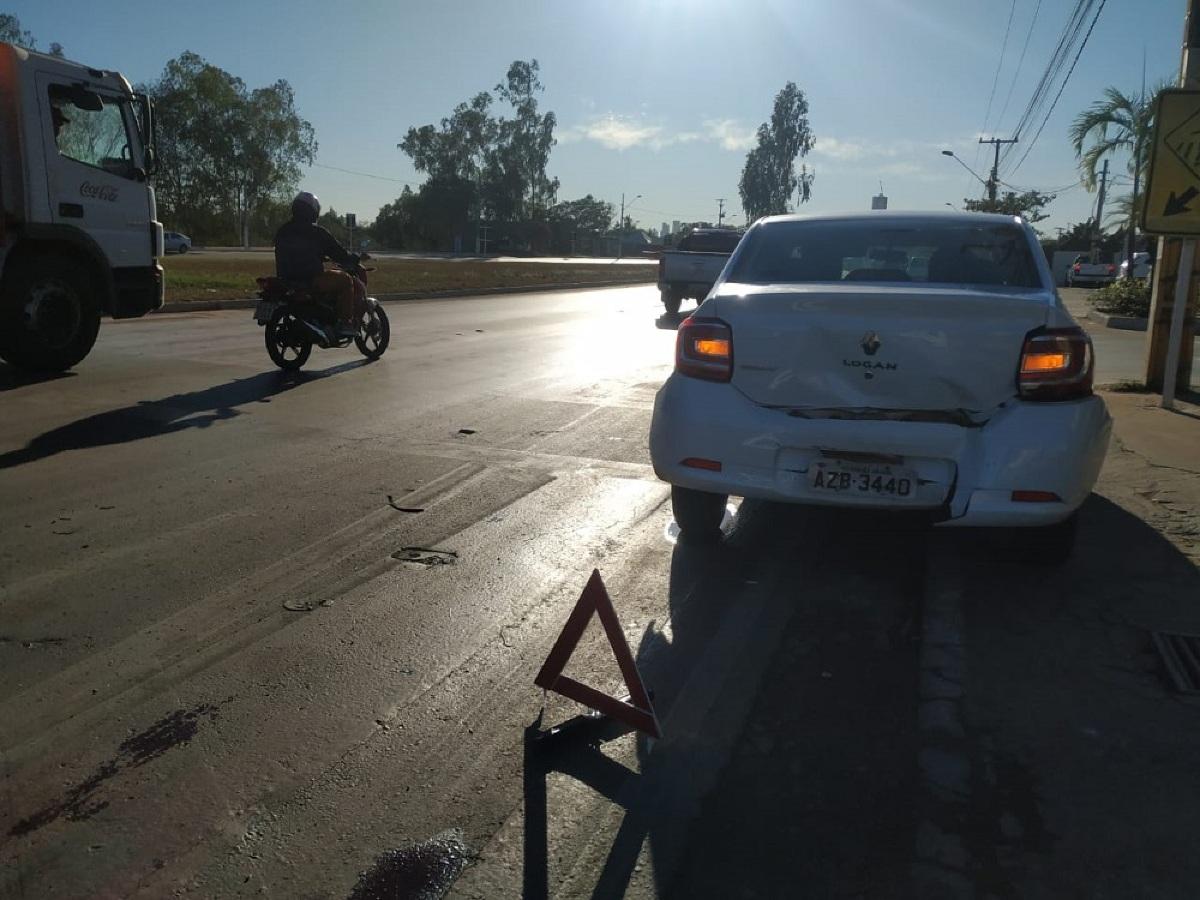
left=808, top=459, right=917, bottom=500
left=254, top=301, right=279, bottom=323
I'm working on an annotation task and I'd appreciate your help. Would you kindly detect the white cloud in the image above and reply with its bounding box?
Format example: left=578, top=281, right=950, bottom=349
left=704, top=119, right=757, bottom=152
left=562, top=114, right=753, bottom=152
left=812, top=136, right=871, bottom=161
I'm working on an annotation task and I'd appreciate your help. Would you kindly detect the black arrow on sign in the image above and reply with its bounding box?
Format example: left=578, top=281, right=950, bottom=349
left=1164, top=186, right=1200, bottom=216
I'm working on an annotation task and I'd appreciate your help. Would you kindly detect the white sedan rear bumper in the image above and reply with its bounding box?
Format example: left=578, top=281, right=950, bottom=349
left=649, top=375, right=1111, bottom=527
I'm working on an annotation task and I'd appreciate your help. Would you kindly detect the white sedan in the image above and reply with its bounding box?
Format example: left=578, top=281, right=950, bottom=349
left=649, top=211, right=1111, bottom=563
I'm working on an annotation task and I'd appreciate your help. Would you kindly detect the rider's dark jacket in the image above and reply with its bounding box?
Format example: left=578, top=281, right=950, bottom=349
left=273, top=219, right=356, bottom=283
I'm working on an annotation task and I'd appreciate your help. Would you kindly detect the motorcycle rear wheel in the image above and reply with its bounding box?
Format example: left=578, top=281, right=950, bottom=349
left=265, top=308, right=312, bottom=370
left=355, top=302, right=390, bottom=360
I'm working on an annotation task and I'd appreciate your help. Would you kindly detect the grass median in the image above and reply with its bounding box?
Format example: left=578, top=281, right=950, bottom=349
left=162, top=254, right=655, bottom=303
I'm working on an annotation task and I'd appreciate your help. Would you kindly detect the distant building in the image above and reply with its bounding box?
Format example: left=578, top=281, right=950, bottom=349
left=672, top=220, right=681, bottom=234
left=872, top=194, right=888, bottom=210
left=661, top=222, right=669, bottom=240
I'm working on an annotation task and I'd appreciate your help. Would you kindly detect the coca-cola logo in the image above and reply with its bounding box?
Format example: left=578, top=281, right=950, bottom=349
left=80, top=181, right=119, bottom=202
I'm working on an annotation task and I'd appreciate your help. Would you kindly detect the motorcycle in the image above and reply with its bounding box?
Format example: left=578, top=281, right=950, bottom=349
left=253, top=255, right=390, bottom=370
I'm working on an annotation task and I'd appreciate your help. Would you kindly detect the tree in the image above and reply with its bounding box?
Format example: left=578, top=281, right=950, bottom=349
left=0, top=13, right=35, bottom=48
left=738, top=82, right=814, bottom=222
left=546, top=194, right=612, bottom=253
left=0, top=12, right=63, bottom=55
left=963, top=189, right=1055, bottom=229
left=1070, top=84, right=1166, bottom=275
left=482, top=60, right=559, bottom=221
left=399, top=59, right=558, bottom=235
left=144, top=53, right=315, bottom=246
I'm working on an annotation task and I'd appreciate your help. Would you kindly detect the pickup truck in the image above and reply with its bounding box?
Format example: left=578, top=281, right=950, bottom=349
left=1065, top=255, right=1116, bottom=288
left=657, top=228, right=742, bottom=314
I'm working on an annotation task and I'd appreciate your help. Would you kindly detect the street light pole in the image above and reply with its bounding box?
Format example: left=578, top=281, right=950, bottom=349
left=617, top=192, right=640, bottom=260
left=940, top=150, right=989, bottom=195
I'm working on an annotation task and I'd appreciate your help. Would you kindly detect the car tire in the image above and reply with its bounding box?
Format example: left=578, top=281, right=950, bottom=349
left=178, top=244, right=188, bottom=254
left=661, top=290, right=682, bottom=316
left=1011, top=512, right=1078, bottom=565
left=671, top=485, right=727, bottom=542
left=0, top=253, right=101, bottom=372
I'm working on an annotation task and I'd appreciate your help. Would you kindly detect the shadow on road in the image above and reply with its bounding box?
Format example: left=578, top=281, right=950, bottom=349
left=0, top=362, right=76, bottom=394
left=0, top=359, right=370, bottom=471
left=521, top=501, right=929, bottom=899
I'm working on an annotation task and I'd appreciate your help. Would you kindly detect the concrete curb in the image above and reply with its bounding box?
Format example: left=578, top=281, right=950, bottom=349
left=1086, top=309, right=1200, bottom=332
left=911, top=547, right=974, bottom=899
left=152, top=278, right=654, bottom=315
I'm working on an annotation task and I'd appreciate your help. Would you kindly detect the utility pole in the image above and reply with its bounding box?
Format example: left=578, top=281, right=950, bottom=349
left=716, top=198, right=726, bottom=226
left=1091, top=158, right=1108, bottom=264
left=617, top=192, right=640, bottom=260
left=978, top=136, right=1018, bottom=203
left=1146, top=0, right=1200, bottom=404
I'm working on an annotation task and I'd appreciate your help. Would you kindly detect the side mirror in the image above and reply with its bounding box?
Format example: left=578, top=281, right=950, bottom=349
left=143, top=146, right=157, bottom=176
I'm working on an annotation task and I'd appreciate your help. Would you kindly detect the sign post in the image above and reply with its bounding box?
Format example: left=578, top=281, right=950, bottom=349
left=345, top=212, right=357, bottom=252
left=1140, top=89, right=1200, bottom=408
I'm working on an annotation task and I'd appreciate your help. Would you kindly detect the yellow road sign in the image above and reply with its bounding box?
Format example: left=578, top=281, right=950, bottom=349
left=1143, top=89, right=1200, bottom=235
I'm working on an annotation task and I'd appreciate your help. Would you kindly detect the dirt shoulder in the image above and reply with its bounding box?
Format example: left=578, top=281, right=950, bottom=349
left=161, top=255, right=654, bottom=303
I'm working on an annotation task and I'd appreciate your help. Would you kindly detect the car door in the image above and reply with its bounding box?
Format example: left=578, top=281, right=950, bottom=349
left=36, top=73, right=152, bottom=269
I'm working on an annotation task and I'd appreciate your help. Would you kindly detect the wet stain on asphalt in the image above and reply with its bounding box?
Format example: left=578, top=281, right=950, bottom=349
left=8, top=702, right=221, bottom=837
left=347, top=830, right=471, bottom=900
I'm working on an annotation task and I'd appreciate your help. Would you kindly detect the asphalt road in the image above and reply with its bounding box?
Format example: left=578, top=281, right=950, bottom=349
left=1, top=285, right=1197, bottom=899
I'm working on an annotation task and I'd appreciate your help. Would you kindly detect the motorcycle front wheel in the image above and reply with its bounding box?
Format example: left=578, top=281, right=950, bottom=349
left=265, top=308, right=312, bottom=370
left=355, top=301, right=390, bottom=360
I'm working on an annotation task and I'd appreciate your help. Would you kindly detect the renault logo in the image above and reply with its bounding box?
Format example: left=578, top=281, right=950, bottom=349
left=861, top=331, right=882, bottom=356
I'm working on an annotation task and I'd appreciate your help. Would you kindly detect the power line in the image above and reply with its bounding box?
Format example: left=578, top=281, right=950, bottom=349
left=996, top=0, right=1043, bottom=131
left=981, top=0, right=1019, bottom=136
left=1006, top=0, right=1107, bottom=175
left=310, top=161, right=419, bottom=186
left=1000, top=0, right=1094, bottom=170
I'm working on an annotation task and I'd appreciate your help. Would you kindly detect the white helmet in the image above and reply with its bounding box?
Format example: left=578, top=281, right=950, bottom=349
left=292, top=191, right=321, bottom=220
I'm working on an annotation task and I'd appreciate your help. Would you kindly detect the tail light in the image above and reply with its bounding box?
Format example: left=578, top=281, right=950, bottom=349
left=1017, top=327, right=1093, bottom=401
left=676, top=316, right=733, bottom=382
left=1106, top=264, right=1116, bottom=275
left=1072, top=263, right=1081, bottom=273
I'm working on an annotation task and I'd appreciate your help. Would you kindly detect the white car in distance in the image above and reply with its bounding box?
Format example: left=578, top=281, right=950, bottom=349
left=649, top=211, right=1112, bottom=563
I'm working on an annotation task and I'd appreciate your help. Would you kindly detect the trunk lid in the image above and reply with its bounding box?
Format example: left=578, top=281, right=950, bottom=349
left=715, top=284, right=1052, bottom=421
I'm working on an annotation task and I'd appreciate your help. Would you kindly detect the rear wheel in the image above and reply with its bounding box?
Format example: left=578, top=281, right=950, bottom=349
left=1011, top=512, right=1078, bottom=565
left=178, top=244, right=189, bottom=254
left=0, top=253, right=101, bottom=372
left=661, top=289, right=682, bottom=315
left=354, top=301, right=390, bottom=360
left=671, top=485, right=727, bottom=542
left=265, top=307, right=311, bottom=370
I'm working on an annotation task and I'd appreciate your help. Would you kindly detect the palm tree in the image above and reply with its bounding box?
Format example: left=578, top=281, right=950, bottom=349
left=1070, top=84, right=1166, bottom=275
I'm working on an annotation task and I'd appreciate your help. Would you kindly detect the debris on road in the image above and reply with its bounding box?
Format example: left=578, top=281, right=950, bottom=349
left=347, top=829, right=472, bottom=900
left=391, top=548, right=458, bottom=568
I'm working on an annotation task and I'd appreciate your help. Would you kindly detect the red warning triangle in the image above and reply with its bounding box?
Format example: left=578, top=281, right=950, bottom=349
left=534, top=569, right=662, bottom=739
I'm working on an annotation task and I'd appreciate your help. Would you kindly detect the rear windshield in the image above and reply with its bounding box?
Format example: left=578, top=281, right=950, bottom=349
left=727, top=220, right=1043, bottom=288
left=680, top=231, right=742, bottom=254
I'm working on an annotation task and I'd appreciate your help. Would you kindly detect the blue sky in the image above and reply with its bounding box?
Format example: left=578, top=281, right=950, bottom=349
left=14, top=0, right=1185, bottom=233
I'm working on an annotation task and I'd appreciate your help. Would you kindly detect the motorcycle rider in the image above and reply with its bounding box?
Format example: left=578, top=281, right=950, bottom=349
left=274, top=191, right=361, bottom=338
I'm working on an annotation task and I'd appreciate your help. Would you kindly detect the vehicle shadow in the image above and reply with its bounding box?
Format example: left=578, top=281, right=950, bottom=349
left=939, top=493, right=1200, bottom=896
left=0, top=362, right=76, bottom=394
left=0, top=359, right=370, bottom=471
left=654, top=312, right=684, bottom=331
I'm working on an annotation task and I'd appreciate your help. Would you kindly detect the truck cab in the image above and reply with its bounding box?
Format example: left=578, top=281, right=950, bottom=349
left=0, top=42, right=163, bottom=371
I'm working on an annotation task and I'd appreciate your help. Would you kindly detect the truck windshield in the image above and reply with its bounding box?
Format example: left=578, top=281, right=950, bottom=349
left=727, top=219, right=1043, bottom=288
left=48, top=86, right=140, bottom=180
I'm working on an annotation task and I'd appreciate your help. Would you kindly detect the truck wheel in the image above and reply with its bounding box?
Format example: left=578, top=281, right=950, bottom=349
left=671, top=485, right=727, bottom=543
left=0, top=254, right=101, bottom=372
left=661, top=290, right=682, bottom=315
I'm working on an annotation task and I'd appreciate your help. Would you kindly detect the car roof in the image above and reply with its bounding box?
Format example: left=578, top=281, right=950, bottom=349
left=755, top=210, right=1026, bottom=228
